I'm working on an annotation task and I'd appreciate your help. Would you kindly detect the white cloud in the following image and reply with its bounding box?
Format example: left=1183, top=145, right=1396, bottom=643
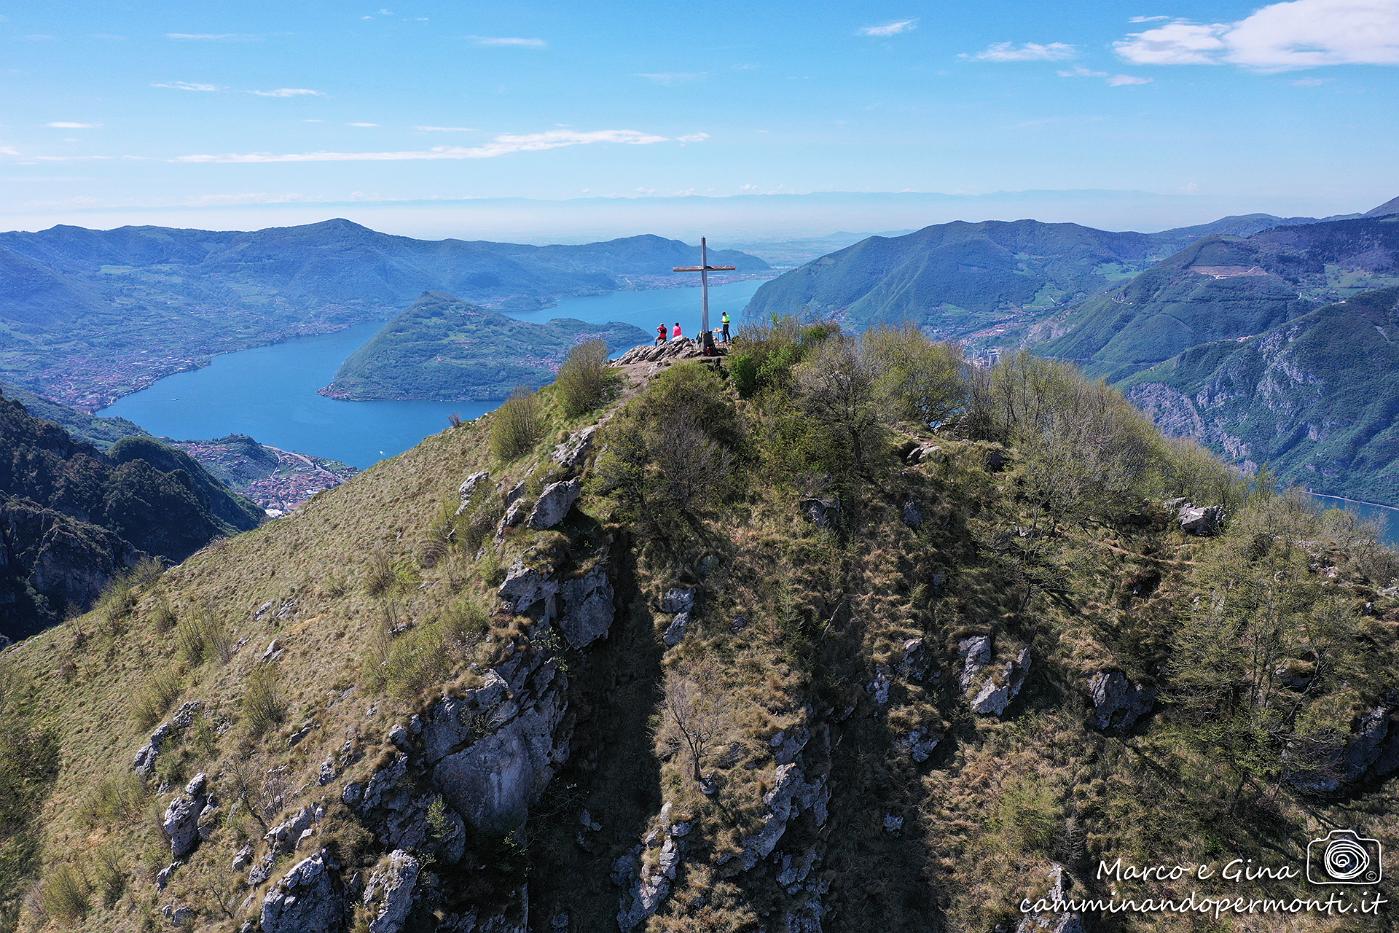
left=964, top=41, right=1077, bottom=62
left=0, top=145, right=18, bottom=157
left=173, top=128, right=706, bottom=164
left=152, top=81, right=221, bottom=92
left=1115, top=0, right=1399, bottom=69
left=1058, top=64, right=1154, bottom=85
left=347, top=122, right=379, bottom=127
left=859, top=19, right=918, bottom=37
left=414, top=125, right=477, bottom=133
left=45, top=121, right=100, bottom=129
left=1129, top=15, right=1172, bottom=23
left=635, top=72, right=705, bottom=84
left=251, top=88, right=325, bottom=98
left=470, top=35, right=547, bottom=48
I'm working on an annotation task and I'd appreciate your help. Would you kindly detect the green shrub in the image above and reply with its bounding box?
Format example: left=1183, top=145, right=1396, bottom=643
left=40, top=863, right=89, bottom=922
left=78, top=770, right=148, bottom=828
left=727, top=318, right=839, bottom=397
left=242, top=667, right=287, bottom=738
left=87, top=844, right=126, bottom=907
left=130, top=668, right=183, bottom=729
left=130, top=556, right=165, bottom=588
left=490, top=387, right=545, bottom=461
left=863, top=325, right=966, bottom=427
left=556, top=339, right=620, bottom=417
left=150, top=596, right=178, bottom=633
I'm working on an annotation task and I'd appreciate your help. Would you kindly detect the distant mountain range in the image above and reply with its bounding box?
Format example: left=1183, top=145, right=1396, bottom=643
left=0, top=221, right=766, bottom=410
left=741, top=213, right=1326, bottom=343
left=1, top=389, right=262, bottom=639
left=325, top=293, right=648, bottom=401
left=1122, top=286, right=1399, bottom=505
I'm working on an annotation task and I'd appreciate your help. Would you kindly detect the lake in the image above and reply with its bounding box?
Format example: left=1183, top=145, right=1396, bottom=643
left=99, top=279, right=766, bottom=469
left=1310, top=494, right=1399, bottom=546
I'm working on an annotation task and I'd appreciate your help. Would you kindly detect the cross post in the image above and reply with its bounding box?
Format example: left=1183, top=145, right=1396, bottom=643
left=673, top=237, right=736, bottom=355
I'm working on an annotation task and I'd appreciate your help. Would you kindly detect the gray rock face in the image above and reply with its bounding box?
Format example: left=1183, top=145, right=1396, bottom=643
left=348, top=751, right=467, bottom=865
left=617, top=807, right=694, bottom=931
left=1176, top=502, right=1225, bottom=536
left=904, top=442, right=942, bottom=465
left=662, top=612, right=691, bottom=647
left=957, top=636, right=993, bottom=690
left=1285, top=706, right=1399, bottom=796
left=867, top=664, right=892, bottom=707
left=261, top=851, right=344, bottom=933
left=896, top=637, right=929, bottom=682
left=362, top=850, right=421, bottom=933
left=659, top=587, right=696, bottom=614
left=969, top=647, right=1031, bottom=717
left=457, top=471, right=491, bottom=514
left=1087, top=671, right=1155, bottom=735
left=134, top=701, right=203, bottom=779
left=799, top=496, right=841, bottom=529
left=528, top=478, right=582, bottom=530
left=266, top=806, right=316, bottom=854
left=552, top=426, right=598, bottom=472
left=737, top=763, right=829, bottom=871
left=498, top=560, right=558, bottom=619
left=162, top=773, right=209, bottom=859
left=558, top=563, right=614, bottom=650
left=901, top=727, right=941, bottom=764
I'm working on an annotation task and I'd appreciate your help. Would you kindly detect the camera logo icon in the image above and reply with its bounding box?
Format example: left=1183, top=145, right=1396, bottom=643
left=1307, top=829, right=1382, bottom=885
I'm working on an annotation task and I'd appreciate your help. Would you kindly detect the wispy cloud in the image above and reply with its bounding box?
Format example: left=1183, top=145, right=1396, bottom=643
left=635, top=72, right=705, bottom=85
left=1291, top=76, right=1330, bottom=85
left=1115, top=0, right=1399, bottom=69
left=45, top=121, right=100, bottom=129
left=152, top=81, right=221, bottom=92
left=1057, top=65, right=1153, bottom=86
left=251, top=88, right=325, bottom=98
left=174, top=128, right=707, bottom=164
left=470, top=35, right=547, bottom=48
left=165, top=32, right=259, bottom=41
left=858, top=19, right=918, bottom=38
left=1129, top=15, right=1171, bottom=24
left=963, top=41, right=1076, bottom=62
left=347, top=121, right=379, bottom=128
left=414, top=125, right=477, bottom=133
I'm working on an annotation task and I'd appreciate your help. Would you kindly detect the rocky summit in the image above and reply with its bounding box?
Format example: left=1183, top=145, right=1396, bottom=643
left=2, top=322, right=1398, bottom=933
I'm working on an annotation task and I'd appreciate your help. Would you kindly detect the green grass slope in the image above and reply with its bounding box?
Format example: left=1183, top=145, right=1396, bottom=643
left=325, top=292, right=648, bottom=401
left=2, top=337, right=1397, bottom=933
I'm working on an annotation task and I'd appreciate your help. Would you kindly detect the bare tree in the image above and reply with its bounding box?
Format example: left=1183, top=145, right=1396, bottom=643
left=659, top=660, right=729, bottom=783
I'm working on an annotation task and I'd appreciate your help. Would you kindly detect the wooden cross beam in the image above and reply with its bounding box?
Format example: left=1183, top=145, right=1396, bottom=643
left=673, top=237, right=735, bottom=345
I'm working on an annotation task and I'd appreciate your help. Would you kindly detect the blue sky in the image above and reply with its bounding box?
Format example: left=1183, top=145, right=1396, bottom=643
left=1, top=0, right=1396, bottom=239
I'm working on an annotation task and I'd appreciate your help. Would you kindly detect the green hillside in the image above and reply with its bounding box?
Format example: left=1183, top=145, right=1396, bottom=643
left=1122, top=286, right=1399, bottom=504
left=3, top=331, right=1397, bottom=932
left=326, top=293, right=649, bottom=401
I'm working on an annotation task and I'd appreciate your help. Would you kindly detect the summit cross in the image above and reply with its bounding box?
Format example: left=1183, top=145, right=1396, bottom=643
left=673, top=237, right=736, bottom=353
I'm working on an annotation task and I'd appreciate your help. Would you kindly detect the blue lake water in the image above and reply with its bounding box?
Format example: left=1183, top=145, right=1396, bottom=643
left=98, top=279, right=766, bottom=469
left=1310, top=494, right=1399, bottom=546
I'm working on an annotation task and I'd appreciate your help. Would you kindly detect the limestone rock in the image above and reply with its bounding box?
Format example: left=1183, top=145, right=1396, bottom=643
left=1285, top=706, right=1399, bottom=796
left=558, top=562, right=614, bottom=650
left=261, top=851, right=344, bottom=933
left=904, top=442, right=942, bottom=465
left=457, top=470, right=491, bottom=514
left=162, top=773, right=209, bottom=859
left=498, top=560, right=558, bottom=619
left=362, top=850, right=421, bottom=933
left=957, top=635, right=993, bottom=690
left=528, top=478, right=582, bottom=530
left=969, top=648, right=1031, bottom=718
left=266, top=806, right=316, bottom=854
left=552, top=426, right=598, bottom=472
left=901, top=727, right=941, bottom=764
left=662, top=612, right=690, bottom=647
left=737, top=763, right=829, bottom=870
left=1087, top=671, right=1155, bottom=735
left=659, top=587, right=696, bottom=614
left=1176, top=502, right=1224, bottom=536
left=1016, top=863, right=1085, bottom=933
left=799, top=496, right=841, bottom=529
left=612, top=338, right=702, bottom=366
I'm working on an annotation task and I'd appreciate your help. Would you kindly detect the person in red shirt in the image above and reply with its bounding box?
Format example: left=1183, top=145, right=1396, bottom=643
left=672, top=322, right=683, bottom=340
left=656, top=323, right=668, bottom=345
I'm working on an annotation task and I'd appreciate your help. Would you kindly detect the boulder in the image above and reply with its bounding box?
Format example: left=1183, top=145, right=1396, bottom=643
left=957, top=635, right=993, bottom=690
left=867, top=664, right=892, bottom=707
left=967, top=648, right=1031, bottom=718
left=162, top=774, right=209, bottom=859
left=1177, top=503, right=1224, bottom=536
left=799, top=497, right=841, bottom=529
left=662, top=612, right=691, bottom=647
left=552, top=427, right=598, bottom=472
left=558, top=563, right=614, bottom=650
left=1016, top=863, right=1085, bottom=933
left=904, top=443, right=942, bottom=465
left=659, top=587, right=696, bottom=614
left=737, top=763, right=829, bottom=870
left=895, top=637, right=929, bottom=682
left=901, top=727, right=941, bottom=764
left=457, top=471, right=491, bottom=514
left=498, top=560, right=558, bottom=618
left=362, top=850, right=421, bottom=933
left=528, top=478, right=582, bottom=530
left=261, top=851, right=344, bottom=933
left=266, top=806, right=316, bottom=854
left=1087, top=671, right=1155, bottom=735
left=900, top=498, right=925, bottom=529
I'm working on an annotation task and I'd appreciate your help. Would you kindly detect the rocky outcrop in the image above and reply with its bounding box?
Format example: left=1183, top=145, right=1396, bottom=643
left=261, top=850, right=345, bottom=933
left=134, top=701, right=203, bottom=779
left=162, top=773, right=210, bottom=859
left=612, top=338, right=704, bottom=367
left=528, top=478, right=582, bottom=530
left=736, top=763, right=830, bottom=871
left=1016, top=863, right=1085, bottom=933
left=552, top=426, right=597, bottom=472
left=1284, top=705, right=1399, bottom=796
left=498, top=559, right=559, bottom=619
left=1087, top=671, right=1155, bottom=735
left=616, top=810, right=690, bottom=931
left=557, top=562, right=615, bottom=650
left=457, top=470, right=491, bottom=514
left=1167, top=499, right=1225, bottom=536
left=361, top=850, right=421, bottom=933
left=799, top=496, right=841, bottom=529
left=959, top=636, right=1030, bottom=717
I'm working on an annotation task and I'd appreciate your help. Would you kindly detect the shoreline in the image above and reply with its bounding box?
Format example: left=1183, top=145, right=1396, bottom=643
left=1309, top=491, right=1399, bottom=514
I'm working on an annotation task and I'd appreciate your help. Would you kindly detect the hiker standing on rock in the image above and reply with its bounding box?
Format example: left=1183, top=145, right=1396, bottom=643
left=721, top=310, right=731, bottom=344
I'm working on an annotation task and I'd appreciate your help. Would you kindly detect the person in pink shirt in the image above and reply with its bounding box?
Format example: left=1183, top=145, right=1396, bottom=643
left=672, top=322, right=683, bottom=340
